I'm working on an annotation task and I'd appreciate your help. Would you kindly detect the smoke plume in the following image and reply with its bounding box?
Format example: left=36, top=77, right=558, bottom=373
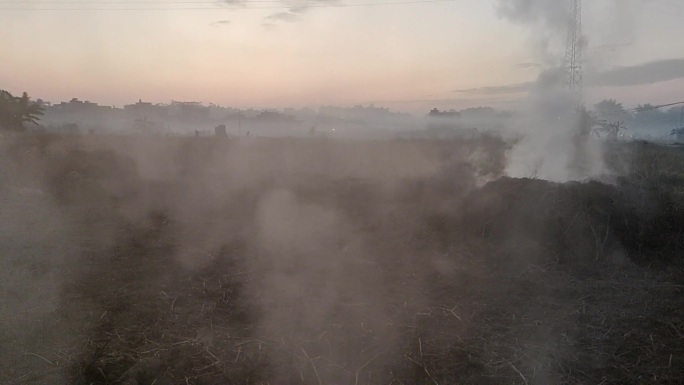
left=496, top=0, right=613, bottom=181
left=496, top=0, right=573, bottom=65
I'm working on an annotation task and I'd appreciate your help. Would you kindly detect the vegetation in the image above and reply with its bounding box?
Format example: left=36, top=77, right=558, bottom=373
left=593, top=99, right=684, bottom=136
left=0, top=90, right=44, bottom=131
left=1, top=135, right=683, bottom=384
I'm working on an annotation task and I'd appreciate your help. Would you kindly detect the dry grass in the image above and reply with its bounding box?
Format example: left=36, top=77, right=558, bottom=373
left=1, top=134, right=683, bottom=385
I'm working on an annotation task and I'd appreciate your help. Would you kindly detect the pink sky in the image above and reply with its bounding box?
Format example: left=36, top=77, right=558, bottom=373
left=1, top=0, right=683, bottom=113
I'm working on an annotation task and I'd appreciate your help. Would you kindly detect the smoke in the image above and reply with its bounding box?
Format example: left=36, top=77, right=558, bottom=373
left=3, top=118, right=677, bottom=384
left=13, top=135, right=450, bottom=383
left=505, top=69, right=607, bottom=181
left=0, top=134, right=86, bottom=383
left=495, top=0, right=615, bottom=181
left=248, top=190, right=393, bottom=382
left=496, top=0, right=638, bottom=70
left=496, top=0, right=573, bottom=65
left=497, top=0, right=571, bottom=33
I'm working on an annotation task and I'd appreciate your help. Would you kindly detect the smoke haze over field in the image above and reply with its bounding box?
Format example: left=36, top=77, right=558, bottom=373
left=3, top=1, right=684, bottom=382
left=0, top=133, right=499, bottom=383
left=2, top=124, right=683, bottom=384
left=3, top=0, right=684, bottom=383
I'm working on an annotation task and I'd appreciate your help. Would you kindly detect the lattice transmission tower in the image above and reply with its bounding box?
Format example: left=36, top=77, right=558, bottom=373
left=564, top=0, right=582, bottom=91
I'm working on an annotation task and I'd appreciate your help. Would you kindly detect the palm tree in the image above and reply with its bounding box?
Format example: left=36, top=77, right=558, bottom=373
left=0, top=90, right=18, bottom=129
left=594, top=121, right=624, bottom=141
left=134, top=115, right=155, bottom=133
left=17, top=92, right=44, bottom=126
left=0, top=90, right=44, bottom=131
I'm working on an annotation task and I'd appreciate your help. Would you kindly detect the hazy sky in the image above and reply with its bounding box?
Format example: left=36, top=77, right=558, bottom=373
left=1, top=0, right=683, bottom=112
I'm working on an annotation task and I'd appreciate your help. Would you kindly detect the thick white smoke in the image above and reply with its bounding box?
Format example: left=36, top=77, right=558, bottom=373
left=505, top=70, right=606, bottom=181
left=496, top=0, right=615, bottom=181
left=496, top=0, right=573, bottom=65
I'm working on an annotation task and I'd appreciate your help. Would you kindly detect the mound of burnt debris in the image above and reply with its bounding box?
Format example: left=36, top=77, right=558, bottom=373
left=2, top=137, right=683, bottom=385
left=457, top=176, right=684, bottom=268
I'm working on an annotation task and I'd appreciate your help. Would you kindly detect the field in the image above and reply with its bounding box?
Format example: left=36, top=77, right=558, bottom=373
left=1, top=133, right=683, bottom=385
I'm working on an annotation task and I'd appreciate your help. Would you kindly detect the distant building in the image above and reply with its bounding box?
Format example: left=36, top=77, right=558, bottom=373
left=52, top=98, right=105, bottom=112
left=124, top=99, right=164, bottom=118
left=170, top=101, right=209, bottom=122
left=215, top=124, right=227, bottom=137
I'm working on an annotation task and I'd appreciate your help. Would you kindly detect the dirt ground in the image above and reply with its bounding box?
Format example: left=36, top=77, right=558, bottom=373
left=0, top=134, right=682, bottom=385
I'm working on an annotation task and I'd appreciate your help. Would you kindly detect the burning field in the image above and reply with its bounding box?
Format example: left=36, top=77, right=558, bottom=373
left=1, top=134, right=683, bottom=385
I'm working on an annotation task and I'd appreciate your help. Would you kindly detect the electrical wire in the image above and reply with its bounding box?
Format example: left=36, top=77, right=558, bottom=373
left=0, top=0, right=460, bottom=10
left=593, top=101, right=684, bottom=121
left=0, top=0, right=341, bottom=3
left=631, top=101, right=684, bottom=113
left=0, top=0, right=347, bottom=2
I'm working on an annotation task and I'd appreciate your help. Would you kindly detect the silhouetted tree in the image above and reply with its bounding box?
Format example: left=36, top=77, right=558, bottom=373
left=0, top=90, right=44, bottom=131
left=428, top=108, right=460, bottom=118
left=575, top=105, right=594, bottom=139
left=633, top=104, right=667, bottom=127
left=459, top=106, right=498, bottom=119
left=594, top=121, right=624, bottom=141
left=134, top=115, right=156, bottom=133
left=593, top=99, right=631, bottom=123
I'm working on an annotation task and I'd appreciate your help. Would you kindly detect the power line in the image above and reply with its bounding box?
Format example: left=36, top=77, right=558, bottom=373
left=0, top=0, right=460, bottom=10
left=594, top=100, right=684, bottom=120
left=631, top=101, right=684, bottom=113
left=0, top=0, right=325, bottom=3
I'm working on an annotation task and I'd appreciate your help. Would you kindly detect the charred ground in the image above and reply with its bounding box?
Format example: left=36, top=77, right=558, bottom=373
left=1, top=134, right=683, bottom=385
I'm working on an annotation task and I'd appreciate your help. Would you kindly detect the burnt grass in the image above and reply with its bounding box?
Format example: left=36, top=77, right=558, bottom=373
left=1, top=134, right=683, bottom=385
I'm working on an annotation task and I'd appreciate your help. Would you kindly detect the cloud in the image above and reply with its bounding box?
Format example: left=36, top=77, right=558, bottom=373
left=458, top=58, right=684, bottom=96
left=264, top=0, right=334, bottom=24
left=455, top=83, right=533, bottom=95
left=289, top=5, right=312, bottom=13
left=515, top=62, right=541, bottom=69
left=266, top=12, right=300, bottom=23
left=361, top=96, right=521, bottom=110
left=209, top=19, right=231, bottom=26
left=587, top=58, right=684, bottom=87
